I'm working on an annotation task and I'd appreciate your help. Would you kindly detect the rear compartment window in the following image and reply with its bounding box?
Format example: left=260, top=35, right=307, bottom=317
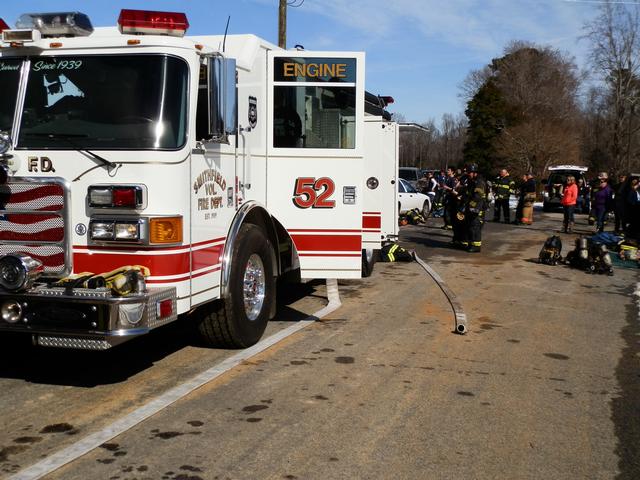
left=273, top=57, right=356, bottom=149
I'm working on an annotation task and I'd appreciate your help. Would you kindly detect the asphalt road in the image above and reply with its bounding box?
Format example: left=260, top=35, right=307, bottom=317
left=0, top=207, right=638, bottom=480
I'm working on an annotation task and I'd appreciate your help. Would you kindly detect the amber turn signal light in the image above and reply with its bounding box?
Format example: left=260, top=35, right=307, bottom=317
left=149, top=217, right=182, bottom=244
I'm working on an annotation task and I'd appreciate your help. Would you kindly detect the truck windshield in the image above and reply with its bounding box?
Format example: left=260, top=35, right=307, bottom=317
left=0, top=58, right=21, bottom=131
left=17, top=55, right=188, bottom=150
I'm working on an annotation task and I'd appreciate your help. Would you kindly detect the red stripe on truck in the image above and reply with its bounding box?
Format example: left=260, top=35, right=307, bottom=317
left=290, top=233, right=361, bottom=252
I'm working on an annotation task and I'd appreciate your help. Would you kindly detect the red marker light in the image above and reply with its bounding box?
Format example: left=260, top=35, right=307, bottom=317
left=158, top=299, right=173, bottom=319
left=88, top=185, right=144, bottom=209
left=380, top=96, right=395, bottom=106
left=118, top=9, right=189, bottom=37
left=0, top=18, right=9, bottom=33
left=112, top=187, right=137, bottom=207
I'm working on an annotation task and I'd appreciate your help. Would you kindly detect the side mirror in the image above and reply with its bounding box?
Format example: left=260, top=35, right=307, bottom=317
left=208, top=56, right=237, bottom=142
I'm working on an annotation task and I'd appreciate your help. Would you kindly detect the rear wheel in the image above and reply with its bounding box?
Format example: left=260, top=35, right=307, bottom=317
left=361, top=248, right=376, bottom=277
left=197, top=224, right=275, bottom=348
left=422, top=199, right=431, bottom=219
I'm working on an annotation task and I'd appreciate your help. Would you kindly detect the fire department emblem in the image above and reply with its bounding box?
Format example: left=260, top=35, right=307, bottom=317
left=248, top=96, right=257, bottom=129
left=75, top=223, right=87, bottom=235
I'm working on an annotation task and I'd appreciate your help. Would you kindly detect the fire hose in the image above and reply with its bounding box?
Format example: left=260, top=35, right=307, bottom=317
left=413, top=253, right=468, bottom=334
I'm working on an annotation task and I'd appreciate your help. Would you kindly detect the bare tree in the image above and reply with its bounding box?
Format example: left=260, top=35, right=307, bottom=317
left=437, top=113, right=467, bottom=169
left=398, top=120, right=436, bottom=168
left=459, top=65, right=493, bottom=102
left=463, top=41, right=582, bottom=178
left=584, top=1, right=640, bottom=174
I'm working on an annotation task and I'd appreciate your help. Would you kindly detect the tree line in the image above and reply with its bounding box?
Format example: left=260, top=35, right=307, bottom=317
left=399, top=1, right=640, bottom=180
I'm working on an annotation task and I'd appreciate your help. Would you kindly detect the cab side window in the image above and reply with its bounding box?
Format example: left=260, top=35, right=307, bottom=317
left=195, top=65, right=209, bottom=140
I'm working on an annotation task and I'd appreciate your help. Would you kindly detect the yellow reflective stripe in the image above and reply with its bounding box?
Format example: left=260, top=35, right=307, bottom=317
left=461, top=242, right=469, bottom=246
left=388, top=253, right=395, bottom=261
left=472, top=241, right=482, bottom=246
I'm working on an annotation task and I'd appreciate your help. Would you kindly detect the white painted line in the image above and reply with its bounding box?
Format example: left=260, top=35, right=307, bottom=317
left=11, top=279, right=342, bottom=480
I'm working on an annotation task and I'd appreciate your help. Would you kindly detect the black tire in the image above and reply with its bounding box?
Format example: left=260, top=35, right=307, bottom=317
left=197, top=224, right=275, bottom=348
left=422, top=200, right=431, bottom=219
left=361, top=248, right=376, bottom=277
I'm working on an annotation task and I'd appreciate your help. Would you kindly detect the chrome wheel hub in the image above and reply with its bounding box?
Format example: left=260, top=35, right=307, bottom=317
left=243, top=253, right=265, bottom=321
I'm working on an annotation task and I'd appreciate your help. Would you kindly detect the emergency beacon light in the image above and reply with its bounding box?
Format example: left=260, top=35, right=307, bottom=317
left=117, top=9, right=189, bottom=37
left=15, top=12, right=93, bottom=37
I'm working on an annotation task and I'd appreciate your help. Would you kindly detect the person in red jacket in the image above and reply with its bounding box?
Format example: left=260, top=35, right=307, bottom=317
left=561, top=175, right=578, bottom=233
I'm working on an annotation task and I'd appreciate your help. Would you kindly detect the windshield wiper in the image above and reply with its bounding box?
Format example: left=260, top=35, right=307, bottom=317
left=25, top=133, right=118, bottom=170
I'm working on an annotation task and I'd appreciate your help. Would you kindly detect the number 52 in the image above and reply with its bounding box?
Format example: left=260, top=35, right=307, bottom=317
left=292, top=177, right=336, bottom=209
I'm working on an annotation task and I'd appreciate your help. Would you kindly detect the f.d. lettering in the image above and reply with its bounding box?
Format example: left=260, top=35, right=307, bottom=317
left=27, top=156, right=56, bottom=173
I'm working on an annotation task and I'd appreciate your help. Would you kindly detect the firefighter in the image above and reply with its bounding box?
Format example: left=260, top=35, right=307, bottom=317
left=450, top=171, right=469, bottom=249
left=440, top=167, right=457, bottom=230
left=492, top=168, right=515, bottom=223
left=463, top=164, right=487, bottom=253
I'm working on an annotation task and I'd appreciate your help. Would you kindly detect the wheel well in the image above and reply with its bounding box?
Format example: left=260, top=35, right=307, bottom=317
left=221, top=202, right=280, bottom=300
left=242, top=207, right=280, bottom=276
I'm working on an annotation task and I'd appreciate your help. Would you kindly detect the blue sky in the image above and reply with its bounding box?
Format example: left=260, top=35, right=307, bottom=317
left=1, top=1, right=601, bottom=126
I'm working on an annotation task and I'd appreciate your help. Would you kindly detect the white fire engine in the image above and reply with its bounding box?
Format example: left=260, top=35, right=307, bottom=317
left=0, top=9, right=397, bottom=350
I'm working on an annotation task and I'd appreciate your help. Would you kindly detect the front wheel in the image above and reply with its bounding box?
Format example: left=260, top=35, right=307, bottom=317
left=197, top=224, right=275, bottom=348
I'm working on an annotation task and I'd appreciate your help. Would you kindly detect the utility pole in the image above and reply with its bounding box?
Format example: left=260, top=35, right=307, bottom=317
left=278, top=0, right=287, bottom=49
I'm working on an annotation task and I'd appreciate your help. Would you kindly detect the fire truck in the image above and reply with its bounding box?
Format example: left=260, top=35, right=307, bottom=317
left=0, top=10, right=397, bottom=350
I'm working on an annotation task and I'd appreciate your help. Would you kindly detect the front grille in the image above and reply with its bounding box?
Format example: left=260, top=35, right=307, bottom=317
left=0, top=178, right=70, bottom=277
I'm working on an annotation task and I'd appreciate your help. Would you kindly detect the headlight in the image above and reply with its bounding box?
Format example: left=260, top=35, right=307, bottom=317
left=115, top=222, right=140, bottom=240
left=90, top=219, right=142, bottom=242
left=0, top=254, right=43, bottom=292
left=90, top=221, right=115, bottom=240
left=0, top=131, right=11, bottom=155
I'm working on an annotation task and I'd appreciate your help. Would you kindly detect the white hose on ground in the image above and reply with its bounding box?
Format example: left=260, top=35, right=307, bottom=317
left=413, top=253, right=468, bottom=334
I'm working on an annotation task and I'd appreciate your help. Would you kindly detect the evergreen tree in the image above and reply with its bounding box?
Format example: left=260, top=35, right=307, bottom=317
left=463, top=80, right=509, bottom=175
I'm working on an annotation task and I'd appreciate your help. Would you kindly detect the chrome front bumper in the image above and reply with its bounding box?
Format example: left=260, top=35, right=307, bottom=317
left=0, top=286, right=177, bottom=350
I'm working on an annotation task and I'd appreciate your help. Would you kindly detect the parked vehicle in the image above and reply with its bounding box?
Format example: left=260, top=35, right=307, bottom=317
left=0, top=9, right=392, bottom=350
left=398, top=167, right=420, bottom=187
left=398, top=178, right=431, bottom=217
left=543, top=165, right=588, bottom=212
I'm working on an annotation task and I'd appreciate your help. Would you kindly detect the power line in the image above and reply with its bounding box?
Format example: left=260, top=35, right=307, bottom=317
left=562, top=0, right=640, bottom=4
